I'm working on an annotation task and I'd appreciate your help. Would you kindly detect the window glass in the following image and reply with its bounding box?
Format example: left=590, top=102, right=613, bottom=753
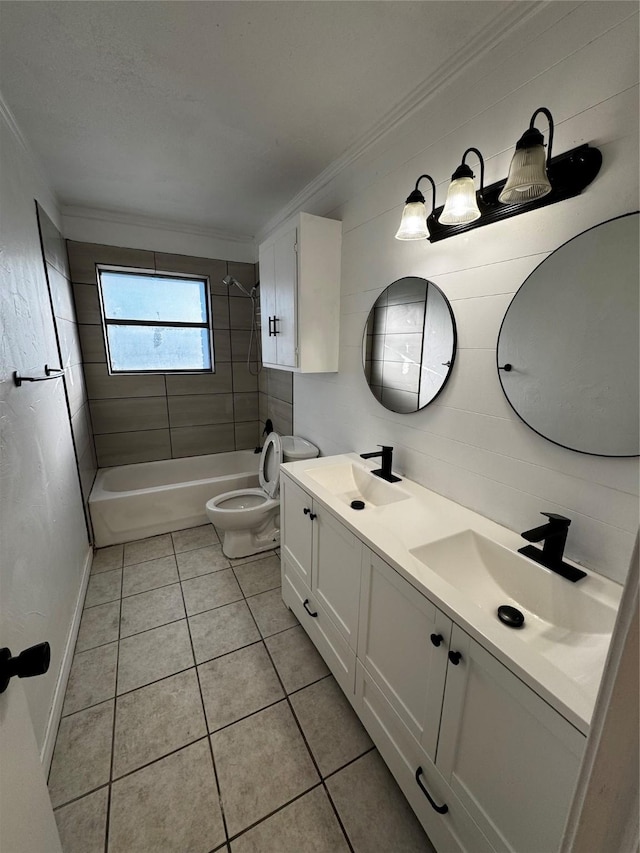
left=98, top=268, right=213, bottom=374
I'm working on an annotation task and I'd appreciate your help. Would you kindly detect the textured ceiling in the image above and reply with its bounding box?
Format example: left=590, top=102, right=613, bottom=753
left=0, top=1, right=512, bottom=237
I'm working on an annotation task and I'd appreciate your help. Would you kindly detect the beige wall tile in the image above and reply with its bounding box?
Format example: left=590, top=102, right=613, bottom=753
left=170, top=424, right=235, bottom=458
left=67, top=241, right=154, bottom=284
left=232, top=363, right=259, bottom=393
left=37, top=203, right=69, bottom=277
left=267, top=368, right=293, bottom=404
left=227, top=262, right=256, bottom=288
left=259, top=392, right=268, bottom=424
left=79, top=324, right=107, bottom=363
left=229, top=296, right=254, bottom=330
left=165, top=363, right=232, bottom=396
left=168, top=393, right=233, bottom=428
left=258, top=369, right=268, bottom=394
left=235, top=422, right=260, bottom=451
left=84, top=364, right=165, bottom=400
left=73, top=283, right=102, bottom=325
left=90, top=397, right=169, bottom=434
left=266, top=398, right=293, bottom=436
left=233, top=393, right=259, bottom=423
left=47, top=263, right=76, bottom=323
left=213, top=330, right=232, bottom=363
left=95, top=430, right=171, bottom=467
left=211, top=295, right=230, bottom=330
left=230, top=330, right=255, bottom=362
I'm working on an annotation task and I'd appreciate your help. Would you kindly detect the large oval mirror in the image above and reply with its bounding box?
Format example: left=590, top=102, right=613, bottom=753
left=497, top=212, right=639, bottom=456
left=362, top=277, right=456, bottom=413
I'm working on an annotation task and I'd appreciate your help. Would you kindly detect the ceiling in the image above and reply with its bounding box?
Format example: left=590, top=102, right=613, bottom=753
left=0, top=1, right=514, bottom=239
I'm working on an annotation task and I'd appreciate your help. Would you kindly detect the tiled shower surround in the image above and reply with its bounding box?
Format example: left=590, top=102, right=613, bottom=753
left=67, top=242, right=270, bottom=467
left=49, top=527, right=433, bottom=852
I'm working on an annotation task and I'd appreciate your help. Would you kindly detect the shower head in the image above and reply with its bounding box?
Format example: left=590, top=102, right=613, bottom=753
left=222, top=275, right=256, bottom=298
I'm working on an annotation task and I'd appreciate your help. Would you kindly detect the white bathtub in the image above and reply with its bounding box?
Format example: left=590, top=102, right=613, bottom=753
left=89, top=450, right=260, bottom=547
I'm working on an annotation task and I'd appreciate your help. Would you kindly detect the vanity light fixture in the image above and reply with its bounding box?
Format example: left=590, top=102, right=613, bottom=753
left=398, top=106, right=602, bottom=243
left=498, top=107, right=553, bottom=204
left=395, top=174, right=436, bottom=240
left=438, top=147, right=485, bottom=225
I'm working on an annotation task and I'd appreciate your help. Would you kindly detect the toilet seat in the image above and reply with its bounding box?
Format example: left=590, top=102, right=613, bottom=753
left=209, top=487, right=278, bottom=513
left=259, top=432, right=282, bottom=498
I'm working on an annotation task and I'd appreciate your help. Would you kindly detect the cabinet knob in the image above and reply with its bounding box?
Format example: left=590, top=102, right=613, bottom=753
left=430, top=633, right=443, bottom=647
left=303, top=599, right=318, bottom=618
left=448, top=650, right=462, bottom=666
left=0, top=642, right=51, bottom=694
left=415, top=767, right=448, bottom=814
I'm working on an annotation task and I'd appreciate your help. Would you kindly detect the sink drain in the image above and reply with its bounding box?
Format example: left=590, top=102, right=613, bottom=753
left=497, top=605, right=525, bottom=628
left=350, top=500, right=365, bottom=510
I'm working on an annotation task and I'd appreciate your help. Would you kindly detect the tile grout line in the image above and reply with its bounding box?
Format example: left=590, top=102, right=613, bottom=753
left=240, top=583, right=356, bottom=853
left=175, top=543, right=232, bottom=850
left=104, top=551, right=124, bottom=853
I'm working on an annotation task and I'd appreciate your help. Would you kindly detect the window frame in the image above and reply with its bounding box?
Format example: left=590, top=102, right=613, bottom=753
left=96, top=264, right=215, bottom=376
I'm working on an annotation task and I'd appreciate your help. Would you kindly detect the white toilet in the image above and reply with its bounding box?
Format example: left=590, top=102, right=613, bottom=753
left=205, top=433, right=319, bottom=558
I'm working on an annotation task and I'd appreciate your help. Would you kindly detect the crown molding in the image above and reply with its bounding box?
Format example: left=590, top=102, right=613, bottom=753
left=60, top=204, right=255, bottom=246
left=257, top=1, right=546, bottom=242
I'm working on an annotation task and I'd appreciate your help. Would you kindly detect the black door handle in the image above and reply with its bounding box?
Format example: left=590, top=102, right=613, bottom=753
left=303, top=599, right=318, bottom=617
left=448, top=650, right=462, bottom=665
left=415, top=767, right=448, bottom=814
left=272, top=317, right=280, bottom=335
left=268, top=316, right=274, bottom=337
left=430, top=633, right=443, bottom=647
left=0, top=642, right=51, bottom=694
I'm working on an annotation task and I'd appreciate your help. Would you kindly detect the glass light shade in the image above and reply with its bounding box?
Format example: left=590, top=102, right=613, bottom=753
left=438, top=177, right=481, bottom=225
left=395, top=201, right=429, bottom=240
left=498, top=143, right=551, bottom=204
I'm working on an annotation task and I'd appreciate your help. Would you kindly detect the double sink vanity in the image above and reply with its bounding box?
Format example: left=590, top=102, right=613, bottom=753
left=279, top=453, right=622, bottom=853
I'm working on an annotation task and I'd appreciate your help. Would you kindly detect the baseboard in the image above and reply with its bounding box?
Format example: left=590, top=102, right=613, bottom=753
left=40, top=546, right=93, bottom=773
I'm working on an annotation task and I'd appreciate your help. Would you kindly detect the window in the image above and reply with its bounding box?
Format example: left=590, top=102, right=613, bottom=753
left=97, top=267, right=213, bottom=374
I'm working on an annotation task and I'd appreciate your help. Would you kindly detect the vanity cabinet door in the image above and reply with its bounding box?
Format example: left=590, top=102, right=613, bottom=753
left=436, top=625, right=586, bottom=853
left=358, top=549, right=452, bottom=761
left=280, top=475, right=313, bottom=588
left=312, top=505, right=362, bottom=650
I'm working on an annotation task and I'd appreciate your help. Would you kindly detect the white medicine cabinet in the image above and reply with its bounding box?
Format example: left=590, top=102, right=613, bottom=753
left=258, top=212, right=342, bottom=372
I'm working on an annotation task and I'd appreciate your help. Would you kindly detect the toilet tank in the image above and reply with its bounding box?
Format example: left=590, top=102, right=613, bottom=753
left=281, top=435, right=319, bottom=462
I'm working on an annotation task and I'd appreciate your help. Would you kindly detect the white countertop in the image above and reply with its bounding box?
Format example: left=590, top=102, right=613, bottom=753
left=281, top=453, right=623, bottom=734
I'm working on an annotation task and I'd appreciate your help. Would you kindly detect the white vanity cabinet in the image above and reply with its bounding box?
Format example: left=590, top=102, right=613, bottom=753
left=280, top=476, right=587, bottom=853
left=280, top=474, right=362, bottom=695
left=258, top=212, right=341, bottom=372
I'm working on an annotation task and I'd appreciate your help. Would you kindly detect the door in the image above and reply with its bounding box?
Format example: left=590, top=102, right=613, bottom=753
left=358, top=550, right=451, bottom=760
left=312, top=507, right=362, bottom=650
left=436, top=625, right=586, bottom=853
left=280, top=476, right=313, bottom=588
left=0, top=676, right=63, bottom=852
left=273, top=227, right=297, bottom=367
left=258, top=241, right=277, bottom=365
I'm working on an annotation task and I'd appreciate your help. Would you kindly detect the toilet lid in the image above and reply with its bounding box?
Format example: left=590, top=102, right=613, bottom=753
left=259, top=432, right=282, bottom=499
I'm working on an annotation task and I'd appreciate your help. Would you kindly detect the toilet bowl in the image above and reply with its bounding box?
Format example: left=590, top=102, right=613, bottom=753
left=205, top=433, right=319, bottom=558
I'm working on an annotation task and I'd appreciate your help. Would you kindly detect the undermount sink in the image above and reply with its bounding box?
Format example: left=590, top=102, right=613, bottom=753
left=304, top=461, right=411, bottom=508
left=410, top=530, right=617, bottom=640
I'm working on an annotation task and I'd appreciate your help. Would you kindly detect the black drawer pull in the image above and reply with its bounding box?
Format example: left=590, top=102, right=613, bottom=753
left=415, top=767, right=448, bottom=814
left=303, top=507, right=311, bottom=515
left=430, top=633, right=443, bottom=647
left=303, top=599, right=318, bottom=617
left=448, top=650, right=462, bottom=665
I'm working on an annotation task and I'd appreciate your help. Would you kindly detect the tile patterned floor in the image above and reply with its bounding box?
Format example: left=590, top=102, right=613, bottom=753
left=50, top=526, right=435, bottom=853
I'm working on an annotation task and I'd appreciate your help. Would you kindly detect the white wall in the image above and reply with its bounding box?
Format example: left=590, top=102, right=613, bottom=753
left=284, top=2, right=639, bottom=584
left=0, top=104, right=90, bottom=751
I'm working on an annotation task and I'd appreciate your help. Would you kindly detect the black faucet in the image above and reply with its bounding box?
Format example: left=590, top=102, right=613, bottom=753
left=360, top=446, right=401, bottom=483
left=518, top=512, right=586, bottom=582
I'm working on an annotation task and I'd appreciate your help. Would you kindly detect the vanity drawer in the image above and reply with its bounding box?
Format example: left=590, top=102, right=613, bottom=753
left=355, top=662, right=494, bottom=853
left=282, top=558, right=356, bottom=698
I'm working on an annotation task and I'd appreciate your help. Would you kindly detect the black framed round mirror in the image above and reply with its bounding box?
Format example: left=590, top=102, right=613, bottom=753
left=362, top=276, right=456, bottom=414
left=497, top=212, right=639, bottom=456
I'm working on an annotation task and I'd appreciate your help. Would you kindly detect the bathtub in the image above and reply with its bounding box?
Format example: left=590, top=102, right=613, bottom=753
left=89, top=450, right=260, bottom=547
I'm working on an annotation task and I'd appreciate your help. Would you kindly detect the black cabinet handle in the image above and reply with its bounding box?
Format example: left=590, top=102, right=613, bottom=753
left=415, top=767, right=448, bottom=814
left=303, top=507, right=317, bottom=520
left=430, top=633, right=443, bottom=647
left=303, top=599, right=318, bottom=618
left=273, top=317, right=280, bottom=335
left=309, top=512, right=317, bottom=520
left=303, top=507, right=311, bottom=515
left=0, top=642, right=51, bottom=694
left=448, top=650, right=462, bottom=665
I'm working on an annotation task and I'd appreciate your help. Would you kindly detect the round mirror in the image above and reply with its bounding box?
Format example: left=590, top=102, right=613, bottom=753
left=362, top=277, right=456, bottom=413
left=497, top=212, right=639, bottom=456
